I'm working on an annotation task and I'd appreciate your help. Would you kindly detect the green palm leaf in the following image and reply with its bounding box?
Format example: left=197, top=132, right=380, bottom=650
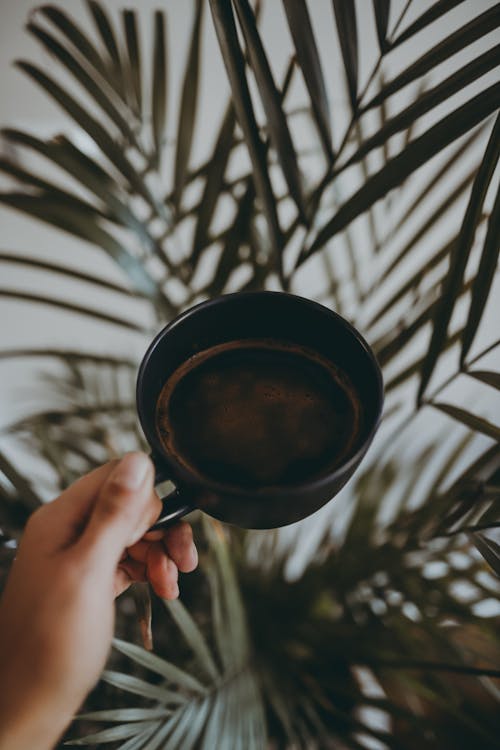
left=332, top=0, right=358, bottom=110
left=417, top=114, right=500, bottom=403
left=341, top=44, right=500, bottom=171
left=363, top=4, right=500, bottom=110
left=152, top=10, right=168, bottom=168
left=0, top=253, right=144, bottom=296
left=190, top=101, right=236, bottom=266
left=13, top=62, right=157, bottom=209
left=162, top=599, right=219, bottom=682
left=65, top=721, right=161, bottom=746
left=0, top=192, right=159, bottom=299
left=122, top=10, right=142, bottom=116
left=39, top=4, right=112, bottom=89
left=233, top=0, right=306, bottom=220
left=26, top=22, right=138, bottom=146
left=101, top=670, right=186, bottom=704
left=1, top=4, right=499, bottom=748
left=86, top=1, right=122, bottom=77
left=173, top=0, right=203, bottom=211
left=301, top=83, right=500, bottom=263
left=208, top=0, right=284, bottom=281
left=470, top=533, right=500, bottom=577
left=460, top=180, right=500, bottom=364
left=77, top=707, right=170, bottom=722
left=467, top=370, right=500, bottom=390
left=282, top=0, right=333, bottom=160
left=112, top=638, right=206, bottom=694
left=430, top=402, right=500, bottom=441
left=372, top=0, right=390, bottom=53
left=391, top=0, right=469, bottom=48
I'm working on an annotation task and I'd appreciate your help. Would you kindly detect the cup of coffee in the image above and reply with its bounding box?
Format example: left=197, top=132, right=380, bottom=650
left=136, top=291, right=383, bottom=529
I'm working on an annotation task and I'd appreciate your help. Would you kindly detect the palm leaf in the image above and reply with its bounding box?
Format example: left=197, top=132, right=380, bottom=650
left=374, top=276, right=473, bottom=366
left=0, top=451, right=40, bottom=511
left=233, top=0, right=306, bottom=219
left=0, top=158, right=110, bottom=220
left=368, top=234, right=459, bottom=329
left=208, top=0, right=284, bottom=282
left=38, top=4, right=112, bottom=89
left=460, top=180, right=500, bottom=364
left=190, top=101, right=236, bottom=267
left=65, top=721, right=161, bottom=746
left=282, top=0, right=333, bottom=160
left=467, top=370, right=500, bottom=390
left=173, top=0, right=203, bottom=211
left=391, top=0, right=470, bottom=48
left=300, top=82, right=500, bottom=263
left=162, top=599, right=220, bottom=682
left=112, top=638, right=206, bottom=694
left=367, top=158, right=477, bottom=300
left=152, top=10, right=168, bottom=168
left=101, top=670, right=186, bottom=704
left=86, top=1, right=122, bottom=77
left=122, top=10, right=142, bottom=116
left=469, top=533, right=500, bottom=577
left=363, top=4, right=500, bottom=111
left=332, top=0, right=358, bottom=110
left=162, top=700, right=206, bottom=750
left=430, top=402, right=500, bottom=442
left=13, top=62, right=159, bottom=211
left=381, top=123, right=486, bottom=251
left=417, top=114, right=500, bottom=403
left=77, top=707, right=170, bottom=722
left=0, top=253, right=144, bottom=297
left=384, top=327, right=463, bottom=393
left=0, top=348, right=137, bottom=367
left=0, top=288, right=147, bottom=333
left=204, top=181, right=255, bottom=298
left=26, top=22, right=138, bottom=146
left=1, top=130, right=169, bottom=268
left=204, top=518, right=249, bottom=671
left=117, top=727, right=161, bottom=750
left=341, top=43, right=500, bottom=171
left=2, top=5, right=500, bottom=747
left=0, top=192, right=159, bottom=299
left=372, top=0, right=390, bottom=53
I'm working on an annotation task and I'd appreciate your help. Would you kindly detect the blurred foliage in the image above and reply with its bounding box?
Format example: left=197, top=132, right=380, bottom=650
left=0, top=0, right=499, bottom=747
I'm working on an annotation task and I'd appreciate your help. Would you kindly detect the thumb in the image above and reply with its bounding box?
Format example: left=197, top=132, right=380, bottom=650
left=78, top=452, right=161, bottom=565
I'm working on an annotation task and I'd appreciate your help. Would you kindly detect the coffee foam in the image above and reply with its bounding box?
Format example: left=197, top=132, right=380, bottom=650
left=155, top=339, right=361, bottom=488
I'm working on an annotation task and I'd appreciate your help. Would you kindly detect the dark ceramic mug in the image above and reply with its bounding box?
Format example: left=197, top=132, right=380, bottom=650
left=136, top=291, right=383, bottom=529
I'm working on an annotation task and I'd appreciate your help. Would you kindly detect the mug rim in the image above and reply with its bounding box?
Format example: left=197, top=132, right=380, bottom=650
left=136, top=290, right=384, bottom=498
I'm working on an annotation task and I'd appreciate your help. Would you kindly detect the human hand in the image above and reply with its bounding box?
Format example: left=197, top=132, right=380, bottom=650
left=0, top=452, right=198, bottom=750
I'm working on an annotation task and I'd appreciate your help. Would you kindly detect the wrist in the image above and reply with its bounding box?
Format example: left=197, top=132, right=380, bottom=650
left=0, top=701, right=72, bottom=750
left=0, top=667, right=76, bottom=750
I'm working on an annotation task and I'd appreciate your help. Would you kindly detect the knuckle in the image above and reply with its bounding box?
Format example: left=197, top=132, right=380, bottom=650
left=171, top=522, right=193, bottom=547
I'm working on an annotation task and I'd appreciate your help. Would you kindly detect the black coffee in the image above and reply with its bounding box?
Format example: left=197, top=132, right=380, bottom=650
left=155, top=339, right=361, bottom=488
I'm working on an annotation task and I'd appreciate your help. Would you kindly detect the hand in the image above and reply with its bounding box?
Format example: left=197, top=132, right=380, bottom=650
left=0, top=452, right=198, bottom=750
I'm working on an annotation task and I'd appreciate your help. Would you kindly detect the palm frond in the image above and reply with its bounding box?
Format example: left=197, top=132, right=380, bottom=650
left=1, top=3, right=499, bottom=748
left=417, top=114, right=500, bottom=403
left=173, top=1, right=203, bottom=212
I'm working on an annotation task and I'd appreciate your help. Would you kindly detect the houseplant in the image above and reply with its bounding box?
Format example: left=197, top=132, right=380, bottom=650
left=0, top=1, right=499, bottom=746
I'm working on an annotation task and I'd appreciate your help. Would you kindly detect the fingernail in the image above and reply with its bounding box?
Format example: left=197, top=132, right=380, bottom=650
left=115, top=452, right=151, bottom=490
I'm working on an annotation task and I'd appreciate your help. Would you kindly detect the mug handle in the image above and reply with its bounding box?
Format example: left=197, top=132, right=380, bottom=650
left=149, top=456, right=195, bottom=530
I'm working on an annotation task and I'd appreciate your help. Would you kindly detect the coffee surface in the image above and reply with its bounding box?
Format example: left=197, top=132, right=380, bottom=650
left=155, top=339, right=361, bottom=487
